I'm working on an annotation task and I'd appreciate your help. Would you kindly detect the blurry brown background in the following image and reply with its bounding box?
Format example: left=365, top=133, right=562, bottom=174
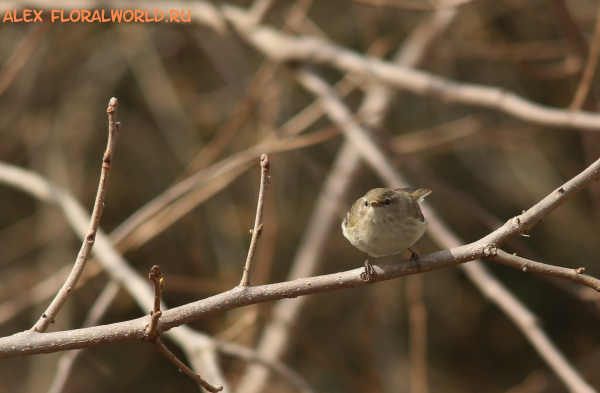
left=1, top=0, right=600, bottom=392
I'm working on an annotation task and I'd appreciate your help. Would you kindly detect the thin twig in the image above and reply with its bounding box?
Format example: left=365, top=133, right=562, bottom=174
left=154, top=337, right=224, bottom=392
left=31, top=97, right=120, bottom=333
left=240, top=154, right=271, bottom=287
left=489, top=249, right=600, bottom=291
left=147, top=265, right=164, bottom=340
left=569, top=0, right=600, bottom=111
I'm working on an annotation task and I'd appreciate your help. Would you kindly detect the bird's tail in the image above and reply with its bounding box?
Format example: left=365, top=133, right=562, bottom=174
left=410, top=188, right=432, bottom=203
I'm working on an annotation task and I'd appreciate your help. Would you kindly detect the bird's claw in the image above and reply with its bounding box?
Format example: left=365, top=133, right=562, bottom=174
left=361, top=259, right=375, bottom=281
left=409, top=248, right=421, bottom=274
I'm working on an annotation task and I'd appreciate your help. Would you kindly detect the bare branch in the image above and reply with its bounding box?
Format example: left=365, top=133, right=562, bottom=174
left=31, top=97, right=120, bottom=333
left=145, top=265, right=223, bottom=392
left=0, top=155, right=598, bottom=359
left=240, top=155, right=271, bottom=287
left=489, top=249, right=600, bottom=291
left=154, top=337, right=224, bottom=392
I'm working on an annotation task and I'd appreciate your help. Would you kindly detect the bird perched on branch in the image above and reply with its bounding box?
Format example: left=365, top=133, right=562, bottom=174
left=342, top=188, right=431, bottom=281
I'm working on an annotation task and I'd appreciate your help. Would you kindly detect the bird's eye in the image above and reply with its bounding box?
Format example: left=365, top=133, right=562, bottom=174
left=385, top=199, right=391, bottom=206
left=364, top=200, right=368, bottom=207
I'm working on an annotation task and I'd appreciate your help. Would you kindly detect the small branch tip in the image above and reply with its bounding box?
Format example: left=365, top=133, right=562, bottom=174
left=260, top=154, right=270, bottom=172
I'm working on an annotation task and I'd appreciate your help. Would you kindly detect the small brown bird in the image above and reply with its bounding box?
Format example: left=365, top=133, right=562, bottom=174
left=342, top=188, right=431, bottom=280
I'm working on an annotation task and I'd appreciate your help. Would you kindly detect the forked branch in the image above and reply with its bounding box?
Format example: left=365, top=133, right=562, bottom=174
left=146, top=265, right=223, bottom=392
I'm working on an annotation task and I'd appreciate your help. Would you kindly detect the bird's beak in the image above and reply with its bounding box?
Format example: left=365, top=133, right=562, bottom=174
left=370, top=201, right=380, bottom=208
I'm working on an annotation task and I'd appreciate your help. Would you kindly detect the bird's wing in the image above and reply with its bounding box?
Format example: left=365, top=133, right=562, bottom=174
left=344, top=198, right=361, bottom=228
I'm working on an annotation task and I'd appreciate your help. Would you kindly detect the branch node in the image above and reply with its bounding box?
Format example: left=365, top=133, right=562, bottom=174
left=514, top=216, right=530, bottom=237
left=483, top=244, right=498, bottom=258
left=556, top=187, right=565, bottom=195
left=575, top=267, right=586, bottom=274
left=147, top=265, right=163, bottom=340
left=522, top=266, right=528, bottom=272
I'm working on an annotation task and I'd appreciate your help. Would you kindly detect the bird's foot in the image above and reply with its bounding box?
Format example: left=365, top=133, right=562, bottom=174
left=409, top=248, right=421, bottom=274
left=361, top=259, right=375, bottom=281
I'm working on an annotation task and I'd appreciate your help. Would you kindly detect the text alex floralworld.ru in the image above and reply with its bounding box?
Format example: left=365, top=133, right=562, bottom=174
left=3, top=9, right=191, bottom=23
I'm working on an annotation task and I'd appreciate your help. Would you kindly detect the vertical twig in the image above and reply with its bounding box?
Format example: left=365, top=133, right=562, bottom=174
left=569, top=0, right=600, bottom=111
left=147, top=265, right=164, bottom=340
left=146, top=265, right=223, bottom=392
left=240, top=154, right=271, bottom=287
left=31, top=97, right=120, bottom=333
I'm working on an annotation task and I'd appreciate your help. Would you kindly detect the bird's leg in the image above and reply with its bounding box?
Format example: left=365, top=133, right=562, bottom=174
left=361, top=259, right=375, bottom=281
left=408, top=248, right=421, bottom=274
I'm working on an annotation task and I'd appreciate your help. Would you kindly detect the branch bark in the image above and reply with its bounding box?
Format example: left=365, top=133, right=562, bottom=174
left=489, top=249, right=600, bottom=291
left=31, top=97, right=120, bottom=333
